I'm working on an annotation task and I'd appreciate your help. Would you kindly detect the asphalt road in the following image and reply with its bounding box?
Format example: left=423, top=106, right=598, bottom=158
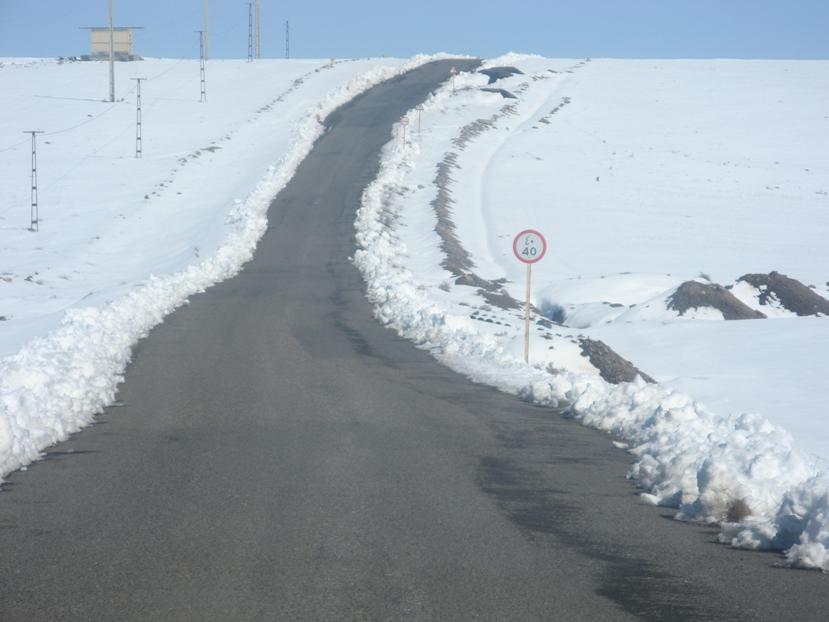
left=1, top=60, right=827, bottom=621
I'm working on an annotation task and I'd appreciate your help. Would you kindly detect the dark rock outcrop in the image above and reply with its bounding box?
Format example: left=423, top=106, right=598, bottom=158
left=478, top=66, right=524, bottom=84
left=480, top=87, right=517, bottom=99
left=667, top=281, right=765, bottom=320
left=738, top=271, right=829, bottom=316
left=578, top=338, right=655, bottom=384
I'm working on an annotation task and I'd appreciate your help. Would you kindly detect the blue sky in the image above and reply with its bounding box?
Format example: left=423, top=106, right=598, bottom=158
left=1, top=0, right=827, bottom=60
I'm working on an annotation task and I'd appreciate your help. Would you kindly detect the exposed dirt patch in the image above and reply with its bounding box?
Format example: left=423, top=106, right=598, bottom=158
left=725, top=499, right=753, bottom=523
left=479, top=289, right=521, bottom=311
left=481, top=87, right=517, bottom=99
left=452, top=103, right=517, bottom=150
left=431, top=153, right=475, bottom=276
left=578, top=338, right=655, bottom=384
left=538, top=97, right=572, bottom=125
left=478, top=66, right=524, bottom=84
left=431, top=104, right=521, bottom=307
left=667, top=281, right=765, bottom=320
left=738, top=271, right=829, bottom=316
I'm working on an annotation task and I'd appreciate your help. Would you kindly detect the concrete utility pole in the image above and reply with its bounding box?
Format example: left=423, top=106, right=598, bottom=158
left=108, top=0, right=115, bottom=102
left=196, top=30, right=206, bottom=102
left=247, top=4, right=254, bottom=62
left=131, top=77, right=144, bottom=158
left=285, top=20, right=290, bottom=59
left=255, top=0, right=261, bottom=58
left=204, top=0, right=209, bottom=60
left=24, top=131, right=44, bottom=232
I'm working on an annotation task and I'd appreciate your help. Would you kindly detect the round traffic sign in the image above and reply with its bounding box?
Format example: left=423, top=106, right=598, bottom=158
left=450, top=66, right=459, bottom=76
left=400, top=116, right=410, bottom=126
left=513, top=229, right=547, bottom=264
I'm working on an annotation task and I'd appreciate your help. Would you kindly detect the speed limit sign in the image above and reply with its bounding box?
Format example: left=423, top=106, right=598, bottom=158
left=513, top=229, right=547, bottom=363
left=513, top=229, right=547, bottom=264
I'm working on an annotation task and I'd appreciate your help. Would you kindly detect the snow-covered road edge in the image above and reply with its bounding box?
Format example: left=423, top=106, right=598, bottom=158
left=0, top=53, right=456, bottom=481
left=352, top=77, right=829, bottom=571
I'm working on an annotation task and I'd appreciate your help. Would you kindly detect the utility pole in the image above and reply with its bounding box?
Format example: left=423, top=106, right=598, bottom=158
left=285, top=20, right=290, bottom=59
left=255, top=0, right=261, bottom=58
left=247, top=4, right=254, bottom=62
left=108, top=0, right=115, bottom=102
left=195, top=30, right=206, bottom=102
left=24, top=131, right=44, bottom=232
left=204, top=0, right=209, bottom=60
left=131, top=77, right=144, bottom=158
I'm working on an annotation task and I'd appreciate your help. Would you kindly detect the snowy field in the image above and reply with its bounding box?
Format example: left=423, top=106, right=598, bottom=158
left=0, top=54, right=439, bottom=477
left=354, top=55, right=829, bottom=569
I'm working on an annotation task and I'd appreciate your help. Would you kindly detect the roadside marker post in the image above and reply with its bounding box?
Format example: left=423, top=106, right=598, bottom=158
left=415, top=103, right=424, bottom=133
left=400, top=115, right=409, bottom=143
left=449, top=66, right=459, bottom=93
left=513, top=229, right=547, bottom=363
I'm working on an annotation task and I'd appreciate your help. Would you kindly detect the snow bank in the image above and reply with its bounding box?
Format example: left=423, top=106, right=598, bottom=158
left=353, top=72, right=829, bottom=570
left=0, top=54, right=448, bottom=480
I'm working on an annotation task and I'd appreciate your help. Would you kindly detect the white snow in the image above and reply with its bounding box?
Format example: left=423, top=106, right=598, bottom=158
left=354, top=55, right=829, bottom=570
left=0, top=53, right=447, bottom=479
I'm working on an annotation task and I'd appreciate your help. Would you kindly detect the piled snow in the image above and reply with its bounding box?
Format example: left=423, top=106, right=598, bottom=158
left=354, top=56, right=829, bottom=570
left=0, top=54, right=448, bottom=479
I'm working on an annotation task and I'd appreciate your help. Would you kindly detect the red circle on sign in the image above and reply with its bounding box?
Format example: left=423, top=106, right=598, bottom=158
left=513, top=229, right=547, bottom=264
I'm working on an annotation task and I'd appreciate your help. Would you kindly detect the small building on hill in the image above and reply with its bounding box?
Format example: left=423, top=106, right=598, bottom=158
left=80, top=27, right=143, bottom=61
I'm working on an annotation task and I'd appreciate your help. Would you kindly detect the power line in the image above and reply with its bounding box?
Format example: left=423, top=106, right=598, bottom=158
left=285, top=21, right=290, bottom=59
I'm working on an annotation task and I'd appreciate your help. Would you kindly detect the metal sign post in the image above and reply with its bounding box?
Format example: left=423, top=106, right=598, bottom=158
left=400, top=115, right=409, bottom=143
left=513, top=229, right=548, bottom=363
left=449, top=66, right=459, bottom=93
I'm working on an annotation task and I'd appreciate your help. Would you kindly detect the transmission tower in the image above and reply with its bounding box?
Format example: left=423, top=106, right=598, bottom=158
left=108, top=0, right=115, bottom=102
left=195, top=30, right=207, bottom=102
left=204, top=0, right=209, bottom=60
left=247, top=4, right=254, bottom=62
left=131, top=77, right=144, bottom=158
left=24, top=130, right=44, bottom=232
left=255, top=0, right=261, bottom=58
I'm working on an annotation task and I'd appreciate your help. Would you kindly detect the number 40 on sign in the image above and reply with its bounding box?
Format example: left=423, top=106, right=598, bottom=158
left=513, top=229, right=547, bottom=363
